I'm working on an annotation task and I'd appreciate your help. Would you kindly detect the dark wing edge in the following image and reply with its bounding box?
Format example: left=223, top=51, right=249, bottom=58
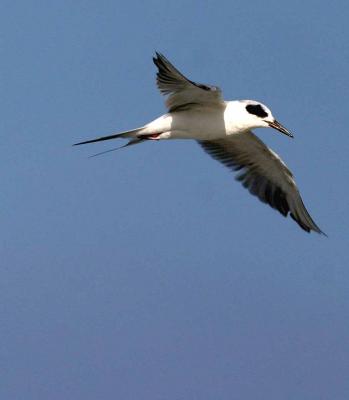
left=198, top=137, right=325, bottom=235
left=152, top=52, right=223, bottom=111
left=153, top=52, right=219, bottom=94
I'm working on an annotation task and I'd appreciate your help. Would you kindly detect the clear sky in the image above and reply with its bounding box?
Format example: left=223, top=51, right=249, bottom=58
left=1, top=1, right=349, bottom=399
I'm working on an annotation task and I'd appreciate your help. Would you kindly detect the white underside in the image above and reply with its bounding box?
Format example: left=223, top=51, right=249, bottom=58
left=138, top=102, right=259, bottom=141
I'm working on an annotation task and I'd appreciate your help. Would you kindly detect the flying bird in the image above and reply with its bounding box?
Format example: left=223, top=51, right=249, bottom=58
left=74, top=52, right=324, bottom=234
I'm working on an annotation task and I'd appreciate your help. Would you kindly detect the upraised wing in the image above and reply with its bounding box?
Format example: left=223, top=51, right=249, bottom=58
left=153, top=52, right=224, bottom=112
left=199, top=132, right=324, bottom=234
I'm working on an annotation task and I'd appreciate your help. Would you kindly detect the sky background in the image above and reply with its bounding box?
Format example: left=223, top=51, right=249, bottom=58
left=1, top=1, right=349, bottom=399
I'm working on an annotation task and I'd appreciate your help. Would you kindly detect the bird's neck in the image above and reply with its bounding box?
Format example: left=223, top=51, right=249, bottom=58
left=224, top=101, right=254, bottom=134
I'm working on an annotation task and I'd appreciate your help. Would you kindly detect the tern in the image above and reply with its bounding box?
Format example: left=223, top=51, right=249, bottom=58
left=74, top=52, right=324, bottom=234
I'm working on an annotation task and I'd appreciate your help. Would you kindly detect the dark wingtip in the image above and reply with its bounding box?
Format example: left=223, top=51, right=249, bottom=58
left=153, top=51, right=161, bottom=62
left=153, top=52, right=162, bottom=68
left=153, top=51, right=166, bottom=66
left=311, top=221, right=328, bottom=238
left=312, top=227, right=327, bottom=236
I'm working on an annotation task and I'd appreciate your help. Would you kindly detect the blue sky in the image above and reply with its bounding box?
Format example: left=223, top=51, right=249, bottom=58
left=1, top=1, right=349, bottom=399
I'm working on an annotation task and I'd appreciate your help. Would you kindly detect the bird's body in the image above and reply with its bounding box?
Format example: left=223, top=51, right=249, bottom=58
left=138, top=101, right=271, bottom=141
left=142, top=108, right=227, bottom=141
left=75, top=52, right=324, bottom=234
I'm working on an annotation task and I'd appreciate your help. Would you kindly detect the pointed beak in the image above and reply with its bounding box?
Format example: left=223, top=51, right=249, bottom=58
left=268, top=119, right=294, bottom=138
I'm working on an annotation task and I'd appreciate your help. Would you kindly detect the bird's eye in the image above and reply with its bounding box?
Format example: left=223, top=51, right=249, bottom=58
left=246, top=104, right=268, bottom=118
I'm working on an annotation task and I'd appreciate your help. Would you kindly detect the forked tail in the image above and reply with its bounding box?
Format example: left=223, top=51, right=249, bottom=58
left=73, top=127, right=144, bottom=146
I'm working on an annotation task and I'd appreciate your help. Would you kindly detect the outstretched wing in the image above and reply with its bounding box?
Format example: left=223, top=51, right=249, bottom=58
left=199, top=132, right=324, bottom=234
left=153, top=52, right=224, bottom=112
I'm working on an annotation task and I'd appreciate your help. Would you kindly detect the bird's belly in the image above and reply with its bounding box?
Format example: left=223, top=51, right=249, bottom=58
left=169, top=110, right=228, bottom=140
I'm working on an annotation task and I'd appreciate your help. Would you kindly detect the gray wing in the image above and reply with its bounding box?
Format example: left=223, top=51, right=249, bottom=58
left=199, top=132, right=324, bottom=234
left=153, top=52, right=224, bottom=112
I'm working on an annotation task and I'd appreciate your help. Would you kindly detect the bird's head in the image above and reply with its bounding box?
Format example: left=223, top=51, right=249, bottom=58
left=239, top=100, right=293, bottom=138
